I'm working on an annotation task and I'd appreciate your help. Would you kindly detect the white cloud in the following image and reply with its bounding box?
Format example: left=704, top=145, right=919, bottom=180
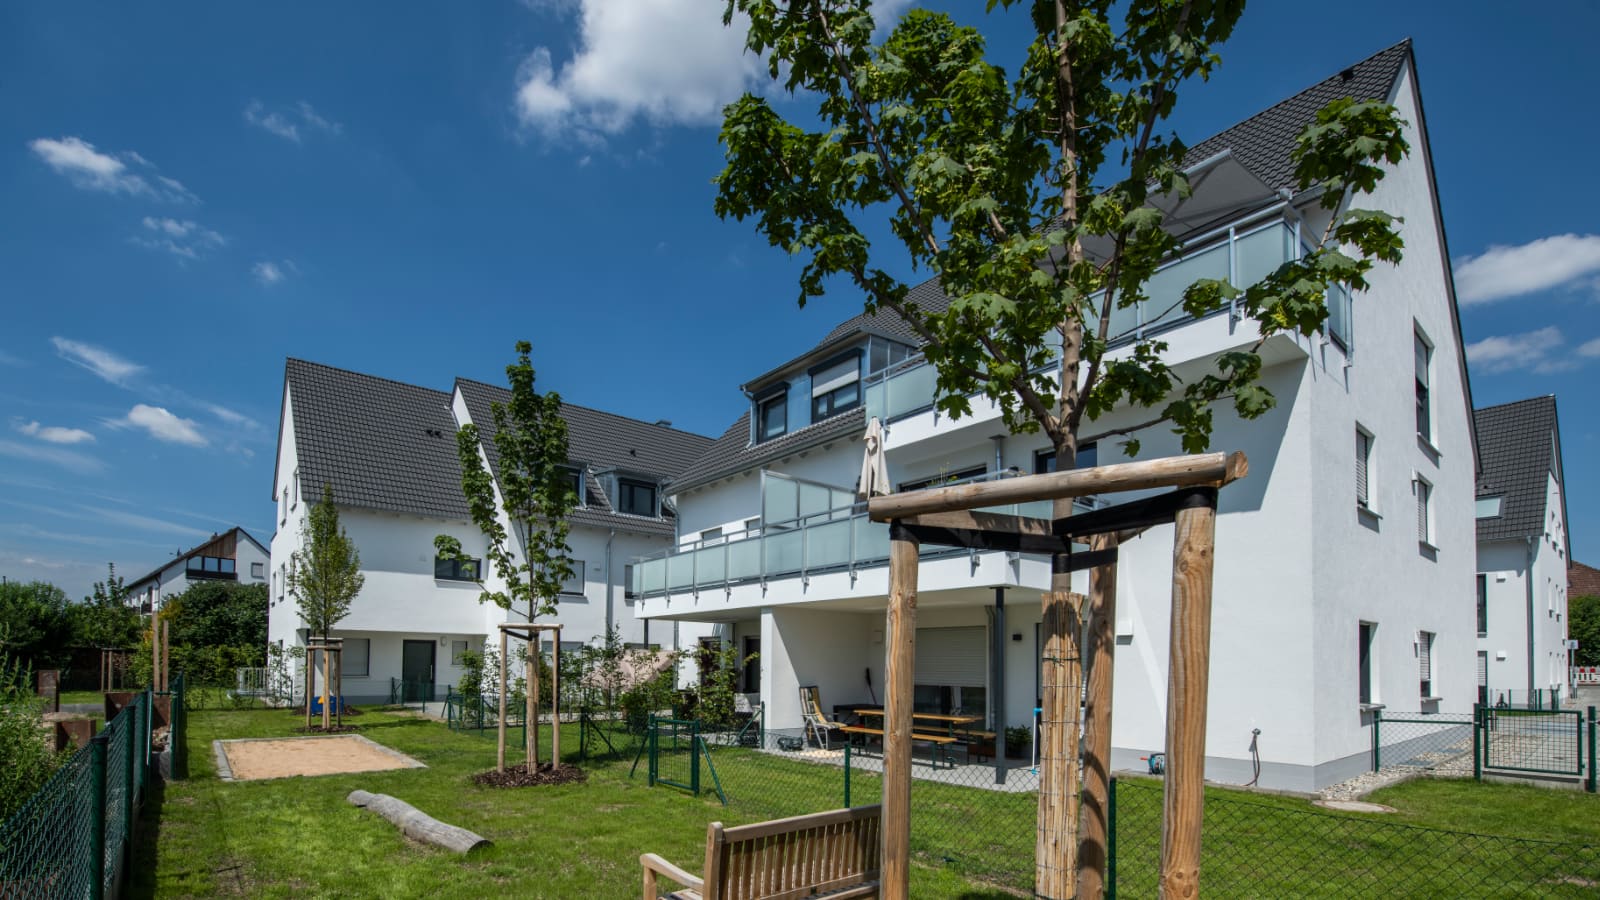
left=245, top=100, right=343, bottom=143
left=252, top=259, right=297, bottom=285
left=51, top=337, right=145, bottom=386
left=107, top=404, right=207, bottom=447
left=27, top=136, right=196, bottom=201
left=1455, top=234, right=1600, bottom=305
left=134, top=216, right=225, bottom=260
left=1464, top=326, right=1575, bottom=375
left=15, top=420, right=95, bottom=445
left=0, top=439, right=105, bottom=474
left=1580, top=337, right=1600, bottom=358
left=203, top=403, right=258, bottom=429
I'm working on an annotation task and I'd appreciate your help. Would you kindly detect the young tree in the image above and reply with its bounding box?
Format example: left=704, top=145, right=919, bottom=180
left=436, top=340, right=577, bottom=767
left=1571, top=594, right=1599, bottom=669
left=288, top=484, right=365, bottom=727
left=717, top=2, right=1408, bottom=894
left=72, top=563, right=141, bottom=650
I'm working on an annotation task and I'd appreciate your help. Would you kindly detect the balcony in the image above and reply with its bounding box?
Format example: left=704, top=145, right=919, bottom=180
left=864, top=212, right=1352, bottom=426
left=632, top=471, right=1097, bottom=599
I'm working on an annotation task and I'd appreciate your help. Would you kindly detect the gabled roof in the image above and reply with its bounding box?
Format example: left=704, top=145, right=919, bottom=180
left=125, top=526, right=268, bottom=590
left=1474, top=396, right=1564, bottom=545
left=1570, top=561, right=1600, bottom=599
left=671, top=406, right=867, bottom=495
left=284, top=358, right=472, bottom=520
left=455, top=379, right=716, bottom=536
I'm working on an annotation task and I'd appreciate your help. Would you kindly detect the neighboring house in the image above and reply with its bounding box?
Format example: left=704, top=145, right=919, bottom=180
left=125, top=527, right=270, bottom=615
left=1474, top=395, right=1571, bottom=704
left=266, top=359, right=714, bottom=705
left=1570, top=560, right=1600, bottom=599
left=631, top=40, right=1479, bottom=792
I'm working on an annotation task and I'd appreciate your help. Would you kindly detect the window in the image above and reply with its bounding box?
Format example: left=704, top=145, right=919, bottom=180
left=561, top=559, right=586, bottom=596
left=1355, top=428, right=1373, bottom=509
left=1476, top=574, right=1488, bottom=636
left=564, top=467, right=585, bottom=506
left=1034, top=442, right=1098, bottom=474
left=868, top=338, right=913, bottom=374
left=744, top=517, right=762, bottom=538
left=1358, top=621, right=1377, bottom=706
left=1414, top=329, right=1433, bottom=442
left=809, top=353, right=861, bottom=419
left=343, top=638, right=370, bottom=677
left=1475, top=496, right=1502, bottom=518
left=451, top=640, right=469, bottom=666
left=756, top=391, right=787, bottom=442
left=434, top=556, right=481, bottom=581
left=186, top=556, right=236, bottom=580
left=618, top=479, right=658, bottom=517
left=900, top=466, right=986, bottom=493
left=700, top=527, right=725, bottom=546
left=293, top=471, right=299, bottom=507
left=1327, top=284, right=1353, bottom=349
left=624, top=563, right=636, bottom=600
left=251, top=562, right=265, bottom=579
left=1415, top=477, right=1433, bottom=546
left=1477, top=651, right=1488, bottom=706
left=279, top=487, right=288, bottom=524
left=1417, top=631, right=1436, bottom=698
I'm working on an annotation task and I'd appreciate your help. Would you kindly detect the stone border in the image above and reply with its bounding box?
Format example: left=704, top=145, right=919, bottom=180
left=212, top=733, right=427, bottom=783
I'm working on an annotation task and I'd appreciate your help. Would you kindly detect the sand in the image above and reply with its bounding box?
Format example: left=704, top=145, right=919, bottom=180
left=215, top=735, right=425, bottom=781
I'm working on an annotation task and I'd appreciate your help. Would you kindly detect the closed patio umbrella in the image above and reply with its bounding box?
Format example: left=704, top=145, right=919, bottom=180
left=858, top=415, right=890, bottom=499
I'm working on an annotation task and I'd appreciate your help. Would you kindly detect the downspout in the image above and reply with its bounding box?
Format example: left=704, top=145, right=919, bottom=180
left=1525, top=537, right=1537, bottom=697
left=604, top=529, right=616, bottom=639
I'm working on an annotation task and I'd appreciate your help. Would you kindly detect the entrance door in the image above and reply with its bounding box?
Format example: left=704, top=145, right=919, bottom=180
left=402, top=640, right=435, bottom=703
left=742, top=636, right=761, bottom=693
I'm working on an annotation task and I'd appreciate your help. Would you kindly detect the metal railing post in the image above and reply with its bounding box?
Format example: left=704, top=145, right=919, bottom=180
left=1371, top=709, right=1381, bottom=772
left=844, top=741, right=852, bottom=808
left=1107, top=777, right=1118, bottom=900
left=1472, top=704, right=1482, bottom=782
left=1589, top=707, right=1597, bottom=794
left=691, top=720, right=701, bottom=796
left=90, top=733, right=108, bottom=900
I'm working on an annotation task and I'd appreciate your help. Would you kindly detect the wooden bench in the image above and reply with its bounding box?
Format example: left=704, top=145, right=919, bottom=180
left=838, top=725, right=959, bottom=768
left=640, top=804, right=882, bottom=899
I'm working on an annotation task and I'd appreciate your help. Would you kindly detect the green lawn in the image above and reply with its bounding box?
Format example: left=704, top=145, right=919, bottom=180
left=135, top=708, right=1600, bottom=899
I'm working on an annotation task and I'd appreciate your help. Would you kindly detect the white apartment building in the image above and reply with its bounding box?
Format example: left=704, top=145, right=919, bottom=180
left=1473, top=396, right=1571, bottom=706
left=633, top=40, right=1480, bottom=791
left=266, top=359, right=713, bottom=704
left=125, top=526, right=270, bottom=615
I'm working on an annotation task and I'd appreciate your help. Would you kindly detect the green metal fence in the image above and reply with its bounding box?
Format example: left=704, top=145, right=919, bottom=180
left=0, top=676, right=183, bottom=899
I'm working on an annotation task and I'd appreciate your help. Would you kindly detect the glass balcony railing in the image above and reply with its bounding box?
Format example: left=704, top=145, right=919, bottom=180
left=864, top=215, right=1349, bottom=425
left=631, top=470, right=1099, bottom=599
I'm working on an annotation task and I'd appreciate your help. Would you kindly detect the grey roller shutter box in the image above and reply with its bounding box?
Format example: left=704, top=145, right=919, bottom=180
left=915, top=626, right=986, bottom=686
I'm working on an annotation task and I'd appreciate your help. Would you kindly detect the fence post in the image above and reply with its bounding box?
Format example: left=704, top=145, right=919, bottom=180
left=90, top=733, right=108, bottom=900
left=1588, top=707, right=1597, bottom=794
left=1472, top=704, right=1482, bottom=782
left=691, top=720, right=701, bottom=796
left=1106, top=777, right=1117, bottom=900
left=844, top=741, right=852, bottom=808
left=1371, top=709, right=1381, bottom=772
left=173, top=672, right=187, bottom=781
left=126, top=702, right=138, bottom=861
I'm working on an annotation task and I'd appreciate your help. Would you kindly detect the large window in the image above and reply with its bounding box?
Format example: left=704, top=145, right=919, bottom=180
left=561, top=559, right=586, bottom=596
left=1415, top=476, right=1433, bottom=546
left=563, top=467, right=585, bottom=506
left=343, top=638, right=370, bottom=677
left=756, top=391, right=787, bottom=442
left=186, top=556, right=236, bottom=580
left=1417, top=630, right=1436, bottom=698
left=434, top=556, right=481, bottom=581
left=1034, top=442, right=1098, bottom=474
left=809, top=354, right=861, bottom=419
left=618, top=479, right=658, bottom=517
left=1476, top=574, right=1488, bottom=636
left=1355, top=427, right=1373, bottom=509
left=1414, top=328, right=1433, bottom=443
left=1358, top=621, right=1377, bottom=706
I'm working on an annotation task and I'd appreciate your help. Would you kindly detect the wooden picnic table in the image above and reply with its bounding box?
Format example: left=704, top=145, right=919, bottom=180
left=842, top=709, right=985, bottom=769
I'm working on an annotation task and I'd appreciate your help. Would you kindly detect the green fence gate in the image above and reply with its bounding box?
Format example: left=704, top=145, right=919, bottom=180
left=1482, top=705, right=1584, bottom=777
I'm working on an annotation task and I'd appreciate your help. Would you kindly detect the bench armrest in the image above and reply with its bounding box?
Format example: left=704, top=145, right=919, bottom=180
left=641, top=853, right=704, bottom=897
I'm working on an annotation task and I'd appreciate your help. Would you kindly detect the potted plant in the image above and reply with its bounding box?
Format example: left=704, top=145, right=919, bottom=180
left=1004, top=726, right=1032, bottom=759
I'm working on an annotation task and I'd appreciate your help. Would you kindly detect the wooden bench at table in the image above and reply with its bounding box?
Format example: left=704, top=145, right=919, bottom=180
left=640, top=804, right=882, bottom=899
left=838, top=725, right=959, bottom=768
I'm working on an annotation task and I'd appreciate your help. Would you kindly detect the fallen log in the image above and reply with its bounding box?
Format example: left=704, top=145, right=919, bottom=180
left=346, top=790, right=491, bottom=854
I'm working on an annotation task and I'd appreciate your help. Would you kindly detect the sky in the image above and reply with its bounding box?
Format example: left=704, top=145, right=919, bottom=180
left=2, top=1, right=1598, bottom=600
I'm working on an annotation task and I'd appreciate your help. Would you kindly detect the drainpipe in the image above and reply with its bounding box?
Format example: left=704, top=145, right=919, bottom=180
left=604, top=528, right=616, bottom=639
left=993, top=587, right=1006, bottom=786
left=1526, top=537, right=1537, bottom=698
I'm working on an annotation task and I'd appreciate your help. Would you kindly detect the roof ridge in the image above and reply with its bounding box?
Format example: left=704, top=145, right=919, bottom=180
left=288, top=357, right=451, bottom=399
left=1474, top=395, right=1556, bottom=414
left=455, top=377, right=717, bottom=441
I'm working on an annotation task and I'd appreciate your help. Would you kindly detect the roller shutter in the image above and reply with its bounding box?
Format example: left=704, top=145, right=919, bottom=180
left=915, top=626, right=986, bottom=686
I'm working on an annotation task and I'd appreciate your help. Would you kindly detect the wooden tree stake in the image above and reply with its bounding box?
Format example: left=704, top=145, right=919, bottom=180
left=880, top=525, right=919, bottom=899
left=332, top=645, right=342, bottom=729
left=497, top=628, right=509, bottom=773
left=551, top=641, right=561, bottom=765
left=1037, top=588, right=1084, bottom=899
left=304, top=646, right=314, bottom=730
left=161, top=621, right=171, bottom=691
left=526, top=643, right=538, bottom=769
left=321, top=643, right=332, bottom=730
left=1078, top=534, right=1120, bottom=898
left=1158, top=491, right=1218, bottom=899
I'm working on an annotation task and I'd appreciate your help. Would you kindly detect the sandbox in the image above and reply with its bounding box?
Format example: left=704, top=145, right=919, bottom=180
left=214, top=734, right=426, bottom=782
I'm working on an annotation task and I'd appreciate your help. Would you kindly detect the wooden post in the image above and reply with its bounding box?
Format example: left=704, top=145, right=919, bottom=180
left=1037, top=586, right=1084, bottom=900
left=497, top=628, right=509, bottom=772
left=332, top=645, right=342, bottom=729
left=161, top=621, right=171, bottom=692
left=1158, top=489, right=1218, bottom=899
left=526, top=642, right=538, bottom=769
left=551, top=629, right=561, bottom=766
left=1078, top=534, right=1120, bottom=898
left=321, top=642, right=332, bottom=730
left=149, top=632, right=158, bottom=694
left=305, top=646, right=314, bottom=730
left=880, top=523, right=919, bottom=900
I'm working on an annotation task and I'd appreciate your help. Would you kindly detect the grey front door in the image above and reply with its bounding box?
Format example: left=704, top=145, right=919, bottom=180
left=402, top=640, right=435, bottom=702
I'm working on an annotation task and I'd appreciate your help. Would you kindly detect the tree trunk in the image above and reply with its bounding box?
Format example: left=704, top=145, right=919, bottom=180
left=321, top=637, right=331, bottom=730
left=347, top=791, right=491, bottom=854
left=1078, top=534, right=1120, bottom=898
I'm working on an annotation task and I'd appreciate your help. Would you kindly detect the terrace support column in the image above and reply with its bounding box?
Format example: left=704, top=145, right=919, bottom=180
left=880, top=523, right=919, bottom=900
left=1078, top=533, right=1120, bottom=898
left=1158, top=488, right=1219, bottom=900
left=1037, top=581, right=1084, bottom=900
left=992, top=587, right=1006, bottom=786
left=497, top=629, right=508, bottom=772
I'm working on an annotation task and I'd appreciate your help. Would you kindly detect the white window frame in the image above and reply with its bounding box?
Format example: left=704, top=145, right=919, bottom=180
left=561, top=559, right=586, bottom=597
left=1414, top=326, right=1434, bottom=445
left=1414, top=475, right=1434, bottom=548
left=1417, top=630, right=1436, bottom=699
left=1355, top=426, right=1374, bottom=511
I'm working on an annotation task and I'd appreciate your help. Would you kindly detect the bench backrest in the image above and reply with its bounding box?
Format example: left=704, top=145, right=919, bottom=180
left=703, top=804, right=882, bottom=900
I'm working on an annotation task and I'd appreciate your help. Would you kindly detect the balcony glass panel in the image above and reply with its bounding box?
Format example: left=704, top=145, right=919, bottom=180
left=805, top=518, right=853, bottom=571
left=854, top=519, right=890, bottom=564
left=728, top=540, right=761, bottom=581
left=885, top=362, right=937, bottom=421
left=799, top=483, right=833, bottom=519
left=763, top=478, right=798, bottom=523
left=667, top=554, right=695, bottom=591
left=1145, top=241, right=1230, bottom=333
left=695, top=545, right=725, bottom=584
left=764, top=528, right=802, bottom=576
left=1234, top=223, right=1292, bottom=289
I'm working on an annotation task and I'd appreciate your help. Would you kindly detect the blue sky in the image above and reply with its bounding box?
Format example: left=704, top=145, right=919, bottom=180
left=3, top=1, right=1598, bottom=599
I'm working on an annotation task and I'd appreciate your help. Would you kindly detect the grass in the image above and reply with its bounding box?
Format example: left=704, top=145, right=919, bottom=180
left=135, top=708, right=1600, bottom=899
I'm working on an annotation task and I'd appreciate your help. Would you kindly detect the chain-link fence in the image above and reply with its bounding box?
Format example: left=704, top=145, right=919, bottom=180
left=1374, top=711, right=1477, bottom=775
left=0, top=677, right=182, bottom=899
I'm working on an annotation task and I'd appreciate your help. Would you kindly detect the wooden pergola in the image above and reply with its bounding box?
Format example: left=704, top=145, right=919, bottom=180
left=496, top=622, right=563, bottom=772
left=305, top=636, right=344, bottom=730
left=868, top=450, right=1247, bottom=900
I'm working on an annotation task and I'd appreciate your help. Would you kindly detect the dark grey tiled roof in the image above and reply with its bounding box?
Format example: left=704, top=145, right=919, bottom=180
left=285, top=358, right=472, bottom=520
left=671, top=406, right=867, bottom=494
left=125, top=526, right=267, bottom=590
left=455, top=379, right=716, bottom=537
left=1474, top=396, right=1561, bottom=543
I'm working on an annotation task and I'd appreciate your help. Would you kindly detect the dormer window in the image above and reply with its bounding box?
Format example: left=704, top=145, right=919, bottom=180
left=757, top=390, right=787, bottom=442
left=618, top=478, right=658, bottom=517
left=563, top=466, right=585, bottom=506
left=810, top=353, right=861, bottom=419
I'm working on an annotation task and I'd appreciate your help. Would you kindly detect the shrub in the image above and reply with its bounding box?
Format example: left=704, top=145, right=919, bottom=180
left=0, top=636, right=59, bottom=822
